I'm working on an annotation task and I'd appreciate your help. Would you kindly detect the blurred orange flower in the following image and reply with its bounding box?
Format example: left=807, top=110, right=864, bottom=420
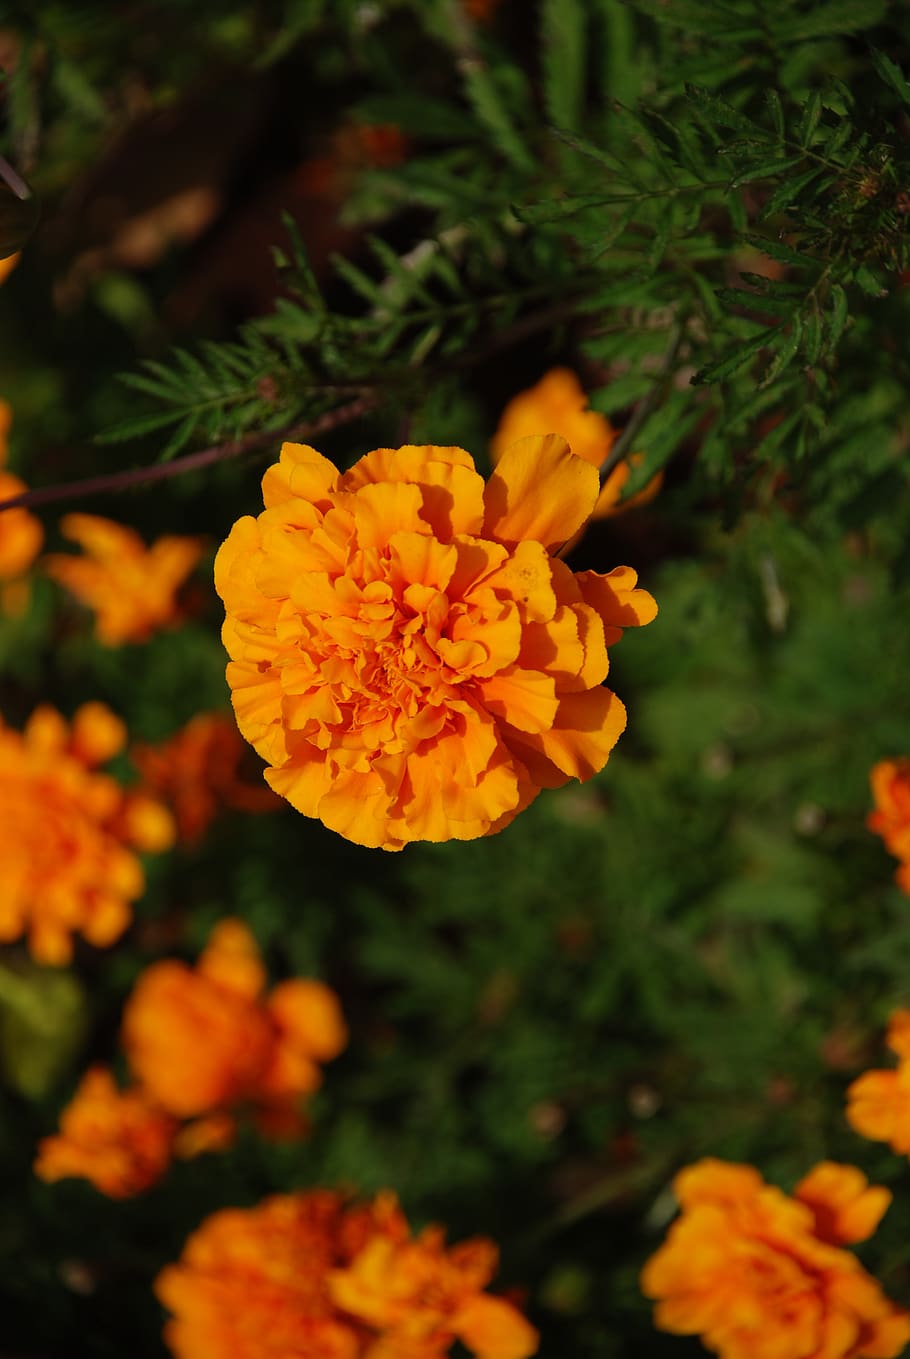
left=490, top=369, right=663, bottom=521
left=846, top=1009, right=910, bottom=1155
left=156, top=1188, right=537, bottom=1359
left=868, top=759, right=910, bottom=893
left=0, top=702, right=174, bottom=964
left=132, top=712, right=279, bottom=845
left=121, top=917, right=346, bottom=1138
left=44, top=513, right=202, bottom=645
left=0, top=251, right=20, bottom=285
left=0, top=399, right=43, bottom=612
left=215, top=438, right=656, bottom=850
left=640, top=1158, right=910, bottom=1359
left=34, top=1066, right=177, bottom=1199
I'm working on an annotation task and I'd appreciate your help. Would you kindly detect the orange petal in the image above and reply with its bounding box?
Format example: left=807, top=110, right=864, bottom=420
left=512, top=687, right=627, bottom=782
left=482, top=435, right=599, bottom=551
left=454, top=1294, right=540, bottom=1359
left=261, top=441, right=339, bottom=508
left=794, top=1161, right=892, bottom=1245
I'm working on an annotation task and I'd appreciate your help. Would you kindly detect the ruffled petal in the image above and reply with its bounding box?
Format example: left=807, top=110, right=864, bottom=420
left=482, top=435, right=599, bottom=551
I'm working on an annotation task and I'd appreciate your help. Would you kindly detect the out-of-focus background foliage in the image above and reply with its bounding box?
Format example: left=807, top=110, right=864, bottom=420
left=3, top=1, right=910, bottom=1354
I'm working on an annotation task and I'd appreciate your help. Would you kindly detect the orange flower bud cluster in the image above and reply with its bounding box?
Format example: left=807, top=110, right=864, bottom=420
left=490, top=368, right=663, bottom=522
left=0, top=702, right=174, bottom=964
left=847, top=1009, right=910, bottom=1156
left=868, top=759, right=910, bottom=893
left=215, top=438, right=656, bottom=849
left=132, top=711, right=280, bottom=846
left=44, top=513, right=202, bottom=645
left=156, top=1188, right=539, bottom=1359
left=640, top=1159, right=910, bottom=1359
left=35, top=919, right=346, bottom=1197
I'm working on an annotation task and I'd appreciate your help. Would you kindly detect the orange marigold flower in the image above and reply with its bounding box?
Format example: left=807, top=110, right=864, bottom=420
left=215, top=438, right=656, bottom=850
left=34, top=1066, right=177, bottom=1199
left=44, top=513, right=203, bottom=645
left=868, top=760, right=910, bottom=893
left=156, top=1189, right=537, bottom=1359
left=490, top=369, right=663, bottom=520
left=640, top=1158, right=910, bottom=1359
left=0, top=702, right=175, bottom=964
left=121, top=918, right=347, bottom=1130
left=132, top=711, right=279, bottom=845
left=0, top=399, right=44, bottom=603
left=0, top=251, right=20, bottom=285
left=846, top=1008, right=910, bottom=1155
left=330, top=1222, right=539, bottom=1359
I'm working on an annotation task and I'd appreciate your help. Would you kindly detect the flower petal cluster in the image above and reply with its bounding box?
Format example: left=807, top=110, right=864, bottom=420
left=0, top=400, right=43, bottom=608
left=44, top=513, right=202, bottom=645
left=640, top=1158, right=910, bottom=1359
left=155, top=1188, right=538, bottom=1359
left=846, top=1009, right=910, bottom=1155
left=215, top=438, right=656, bottom=850
left=490, top=368, right=663, bottom=520
left=33, top=1067, right=178, bottom=1199
left=132, top=712, right=279, bottom=845
left=868, top=760, right=910, bottom=893
left=122, top=917, right=347, bottom=1132
left=35, top=919, right=347, bottom=1197
left=0, top=702, right=174, bottom=964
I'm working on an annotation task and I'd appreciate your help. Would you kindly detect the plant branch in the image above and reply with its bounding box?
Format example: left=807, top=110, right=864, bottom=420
left=0, top=394, right=377, bottom=513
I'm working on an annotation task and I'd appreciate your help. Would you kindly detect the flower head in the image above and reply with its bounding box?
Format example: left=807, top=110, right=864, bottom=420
left=0, top=702, right=174, bottom=964
left=868, top=760, right=910, bottom=893
left=490, top=369, right=663, bottom=520
left=121, top=917, right=347, bottom=1132
left=156, top=1189, right=537, bottom=1359
left=0, top=399, right=44, bottom=605
left=44, top=513, right=202, bottom=645
left=640, top=1159, right=910, bottom=1359
left=215, top=438, right=656, bottom=850
left=34, top=1066, right=177, bottom=1199
left=846, top=1009, right=910, bottom=1155
left=132, top=712, right=279, bottom=845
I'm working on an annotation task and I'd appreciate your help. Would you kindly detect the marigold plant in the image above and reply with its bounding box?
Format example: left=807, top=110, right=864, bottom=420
left=640, top=1158, right=910, bottom=1359
left=490, top=368, right=663, bottom=520
left=846, top=1009, right=910, bottom=1155
left=214, top=438, right=656, bottom=850
left=132, top=712, right=279, bottom=845
left=121, top=917, right=346, bottom=1137
left=44, top=513, right=203, bottom=645
left=155, top=1187, right=538, bottom=1359
left=868, top=760, right=910, bottom=893
left=34, top=1066, right=178, bottom=1199
left=0, top=702, right=174, bottom=964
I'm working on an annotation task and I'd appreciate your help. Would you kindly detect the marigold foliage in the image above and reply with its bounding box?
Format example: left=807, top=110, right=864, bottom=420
left=868, top=760, right=910, bottom=893
left=215, top=438, right=656, bottom=850
left=156, top=1188, right=538, bottom=1359
left=34, top=1066, right=178, bottom=1200
left=490, top=368, right=662, bottom=519
left=0, top=702, right=174, bottom=964
left=44, top=513, right=202, bottom=645
left=640, top=1159, right=910, bottom=1359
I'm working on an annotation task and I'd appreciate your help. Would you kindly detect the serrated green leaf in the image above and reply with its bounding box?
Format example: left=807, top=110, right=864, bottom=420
left=759, top=315, right=802, bottom=388
left=780, top=0, right=886, bottom=41
left=760, top=166, right=827, bottom=219
left=692, top=324, right=784, bottom=385
left=686, top=85, right=768, bottom=138
left=826, top=283, right=849, bottom=346
left=730, top=155, right=804, bottom=188
left=797, top=91, right=822, bottom=145
left=461, top=59, right=535, bottom=172
left=765, top=89, right=785, bottom=139
left=541, top=0, right=586, bottom=132
left=871, top=47, right=910, bottom=109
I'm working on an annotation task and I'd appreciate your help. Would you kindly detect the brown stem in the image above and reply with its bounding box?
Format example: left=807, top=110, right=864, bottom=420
left=0, top=394, right=377, bottom=513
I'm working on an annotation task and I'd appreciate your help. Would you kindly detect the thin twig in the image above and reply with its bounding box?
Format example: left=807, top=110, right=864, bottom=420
left=0, top=394, right=377, bottom=514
